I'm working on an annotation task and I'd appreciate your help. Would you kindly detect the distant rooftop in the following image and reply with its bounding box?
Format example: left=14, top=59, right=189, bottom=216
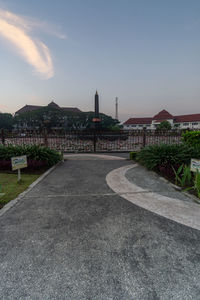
left=15, top=101, right=81, bottom=115
left=124, top=110, right=200, bottom=125
left=153, top=109, right=174, bottom=120
left=174, top=114, right=200, bottom=123
left=124, top=117, right=152, bottom=125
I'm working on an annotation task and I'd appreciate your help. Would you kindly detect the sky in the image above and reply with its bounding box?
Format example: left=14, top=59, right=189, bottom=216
left=0, top=0, right=200, bottom=121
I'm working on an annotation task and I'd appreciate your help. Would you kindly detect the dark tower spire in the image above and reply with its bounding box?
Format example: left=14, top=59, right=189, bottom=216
left=95, top=91, right=99, bottom=118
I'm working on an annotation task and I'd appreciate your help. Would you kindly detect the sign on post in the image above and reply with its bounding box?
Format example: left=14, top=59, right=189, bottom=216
left=11, top=155, right=27, bottom=181
left=0, top=184, right=5, bottom=197
left=92, top=118, right=101, bottom=122
left=190, top=159, right=200, bottom=173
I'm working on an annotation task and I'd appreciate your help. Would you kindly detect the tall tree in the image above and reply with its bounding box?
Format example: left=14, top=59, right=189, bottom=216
left=14, top=108, right=119, bottom=131
left=0, top=113, right=13, bottom=130
left=156, top=120, right=172, bottom=131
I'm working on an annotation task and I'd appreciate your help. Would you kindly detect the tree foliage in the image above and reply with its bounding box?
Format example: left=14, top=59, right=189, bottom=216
left=13, top=107, right=119, bottom=130
left=14, top=107, right=66, bottom=130
left=182, top=131, right=200, bottom=147
left=156, top=120, right=172, bottom=131
left=0, top=113, right=13, bottom=130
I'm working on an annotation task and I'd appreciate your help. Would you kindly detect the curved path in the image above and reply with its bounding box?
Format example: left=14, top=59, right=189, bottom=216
left=0, top=154, right=200, bottom=300
left=106, top=164, right=200, bottom=231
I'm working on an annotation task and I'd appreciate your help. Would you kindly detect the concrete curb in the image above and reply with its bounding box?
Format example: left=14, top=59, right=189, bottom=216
left=144, top=165, right=200, bottom=204
left=0, top=161, right=62, bottom=218
left=131, top=161, right=200, bottom=203
left=159, top=176, right=182, bottom=191
left=159, top=175, right=200, bottom=203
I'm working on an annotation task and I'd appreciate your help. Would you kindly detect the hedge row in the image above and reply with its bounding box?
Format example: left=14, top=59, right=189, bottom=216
left=134, top=144, right=200, bottom=179
left=0, top=145, right=62, bottom=170
left=182, top=131, right=200, bottom=147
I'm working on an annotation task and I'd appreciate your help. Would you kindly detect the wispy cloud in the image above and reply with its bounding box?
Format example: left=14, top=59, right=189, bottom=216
left=27, top=18, right=67, bottom=40
left=0, top=9, right=65, bottom=79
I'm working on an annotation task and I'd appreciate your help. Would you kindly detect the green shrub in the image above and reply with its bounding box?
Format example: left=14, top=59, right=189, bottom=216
left=182, top=131, right=200, bottom=147
left=193, top=171, right=200, bottom=198
left=156, top=120, right=172, bottom=131
left=0, top=145, right=62, bottom=167
left=129, top=151, right=138, bottom=160
left=172, top=164, right=192, bottom=187
left=136, top=144, right=197, bottom=170
left=185, top=171, right=200, bottom=199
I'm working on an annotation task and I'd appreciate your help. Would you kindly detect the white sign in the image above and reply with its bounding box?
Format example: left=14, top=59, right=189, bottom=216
left=190, top=159, right=200, bottom=173
left=11, top=155, right=27, bottom=171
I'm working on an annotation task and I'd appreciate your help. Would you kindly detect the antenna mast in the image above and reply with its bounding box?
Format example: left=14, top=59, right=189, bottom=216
left=115, top=97, right=118, bottom=120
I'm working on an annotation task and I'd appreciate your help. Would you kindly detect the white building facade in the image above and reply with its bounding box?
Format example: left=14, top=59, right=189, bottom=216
left=123, top=110, right=200, bottom=130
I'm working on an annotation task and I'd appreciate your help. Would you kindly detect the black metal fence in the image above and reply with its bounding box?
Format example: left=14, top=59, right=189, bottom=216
left=0, top=129, right=182, bottom=152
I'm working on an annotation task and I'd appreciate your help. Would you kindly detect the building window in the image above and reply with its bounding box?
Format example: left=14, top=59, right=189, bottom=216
left=146, top=125, right=150, bottom=127
left=192, top=122, right=198, bottom=125
left=183, top=123, right=189, bottom=126
left=131, top=125, right=136, bottom=127
left=138, top=125, right=143, bottom=127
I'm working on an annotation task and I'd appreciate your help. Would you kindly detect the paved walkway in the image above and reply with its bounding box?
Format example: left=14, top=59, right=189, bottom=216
left=0, top=154, right=200, bottom=299
left=107, top=163, right=200, bottom=231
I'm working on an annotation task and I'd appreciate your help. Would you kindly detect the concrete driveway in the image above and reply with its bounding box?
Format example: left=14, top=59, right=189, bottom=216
left=0, top=155, right=200, bottom=300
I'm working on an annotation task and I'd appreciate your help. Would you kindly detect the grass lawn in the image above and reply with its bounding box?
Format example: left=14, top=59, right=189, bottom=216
left=0, top=172, right=41, bottom=209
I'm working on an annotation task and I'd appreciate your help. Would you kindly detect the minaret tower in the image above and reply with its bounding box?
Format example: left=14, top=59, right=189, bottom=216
left=95, top=91, right=99, bottom=118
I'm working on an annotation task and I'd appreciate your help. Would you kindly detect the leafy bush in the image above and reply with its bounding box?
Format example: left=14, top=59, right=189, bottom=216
left=0, top=145, right=62, bottom=170
left=193, top=172, right=200, bottom=198
left=172, top=164, right=192, bottom=187
left=129, top=151, right=138, bottom=160
left=182, top=131, right=200, bottom=147
left=156, top=120, right=172, bottom=131
left=136, top=144, right=195, bottom=170
left=185, top=171, right=200, bottom=199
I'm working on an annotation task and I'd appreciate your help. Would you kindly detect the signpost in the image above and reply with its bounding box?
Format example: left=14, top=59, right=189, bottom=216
left=0, top=184, right=5, bottom=197
left=11, top=155, right=27, bottom=181
left=92, top=118, right=101, bottom=123
left=190, top=159, right=200, bottom=173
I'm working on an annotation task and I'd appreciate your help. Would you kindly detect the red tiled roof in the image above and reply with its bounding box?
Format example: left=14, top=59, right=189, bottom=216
left=174, top=114, right=200, bottom=123
left=154, top=119, right=168, bottom=123
left=124, top=118, right=152, bottom=125
left=153, top=110, right=174, bottom=120
left=124, top=110, right=200, bottom=126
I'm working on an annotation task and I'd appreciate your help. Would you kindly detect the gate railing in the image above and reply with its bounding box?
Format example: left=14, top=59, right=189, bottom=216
left=0, top=129, right=183, bottom=152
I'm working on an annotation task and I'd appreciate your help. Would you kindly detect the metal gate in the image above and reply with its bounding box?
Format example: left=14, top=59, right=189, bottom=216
left=1, top=129, right=182, bottom=152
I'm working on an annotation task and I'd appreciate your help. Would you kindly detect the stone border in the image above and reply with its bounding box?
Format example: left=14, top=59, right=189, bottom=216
left=106, top=164, right=200, bottom=231
left=159, top=174, right=200, bottom=204
left=0, top=161, right=62, bottom=218
left=132, top=161, right=200, bottom=204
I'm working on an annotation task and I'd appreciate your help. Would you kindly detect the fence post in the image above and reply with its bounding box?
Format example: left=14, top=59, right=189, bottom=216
left=142, top=127, right=146, bottom=148
left=43, top=129, right=48, bottom=147
left=1, top=128, right=5, bottom=145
